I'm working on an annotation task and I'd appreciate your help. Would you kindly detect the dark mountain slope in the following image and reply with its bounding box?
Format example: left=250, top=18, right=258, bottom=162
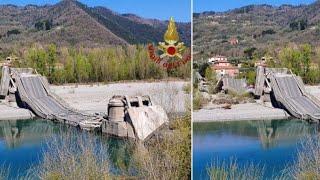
left=0, top=0, right=190, bottom=48
left=79, top=4, right=163, bottom=44
left=193, top=0, right=320, bottom=60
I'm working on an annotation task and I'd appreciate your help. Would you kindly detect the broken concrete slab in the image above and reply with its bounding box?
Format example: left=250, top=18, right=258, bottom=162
left=0, top=104, right=34, bottom=120
left=102, top=95, right=169, bottom=141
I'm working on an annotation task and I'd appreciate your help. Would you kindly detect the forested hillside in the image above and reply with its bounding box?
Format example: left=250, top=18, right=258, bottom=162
left=0, top=0, right=191, bottom=83
left=194, top=0, right=320, bottom=85
left=0, top=0, right=191, bottom=50
left=193, top=1, right=320, bottom=61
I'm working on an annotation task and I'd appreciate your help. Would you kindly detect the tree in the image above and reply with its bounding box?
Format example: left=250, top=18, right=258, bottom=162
left=27, top=47, right=47, bottom=76
left=18, top=45, right=190, bottom=84
left=290, top=19, right=308, bottom=31
left=278, top=44, right=314, bottom=83
left=64, top=56, right=75, bottom=83
left=300, top=44, right=311, bottom=77
left=244, top=47, right=256, bottom=59
left=279, top=46, right=301, bottom=75
left=75, top=54, right=90, bottom=83
left=204, top=66, right=217, bottom=94
left=205, top=67, right=214, bottom=81
left=6, top=29, right=20, bottom=36
left=306, top=69, right=320, bottom=85
left=35, top=20, right=53, bottom=31
left=246, top=71, right=256, bottom=85
left=47, top=44, right=57, bottom=82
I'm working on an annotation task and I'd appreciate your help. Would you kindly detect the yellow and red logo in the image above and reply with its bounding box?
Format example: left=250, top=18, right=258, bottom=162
left=148, top=17, right=190, bottom=69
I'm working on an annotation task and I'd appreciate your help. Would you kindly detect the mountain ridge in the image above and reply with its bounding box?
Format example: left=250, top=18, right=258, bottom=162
left=0, top=0, right=190, bottom=49
left=193, top=0, right=320, bottom=60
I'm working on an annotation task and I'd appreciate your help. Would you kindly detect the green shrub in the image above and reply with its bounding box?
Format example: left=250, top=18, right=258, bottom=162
left=6, top=29, right=20, bottom=36
left=193, top=89, right=208, bottom=110
left=35, top=20, right=53, bottom=31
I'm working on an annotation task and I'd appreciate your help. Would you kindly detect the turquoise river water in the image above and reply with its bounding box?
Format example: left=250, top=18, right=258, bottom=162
left=193, top=119, right=319, bottom=179
left=0, top=119, right=134, bottom=179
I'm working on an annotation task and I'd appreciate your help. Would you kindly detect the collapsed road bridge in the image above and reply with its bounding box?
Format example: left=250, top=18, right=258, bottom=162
left=0, top=66, right=168, bottom=140
left=3, top=66, right=103, bottom=129
left=255, top=66, right=320, bottom=122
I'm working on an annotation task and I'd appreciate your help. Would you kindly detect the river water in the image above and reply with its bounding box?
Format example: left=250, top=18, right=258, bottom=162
left=193, top=119, right=319, bottom=179
left=0, top=119, right=135, bottom=179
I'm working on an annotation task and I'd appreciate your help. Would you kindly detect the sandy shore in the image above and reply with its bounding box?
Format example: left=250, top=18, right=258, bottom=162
left=193, top=103, right=289, bottom=122
left=193, top=85, right=320, bottom=122
left=305, top=86, right=320, bottom=98
left=51, top=80, right=189, bottom=114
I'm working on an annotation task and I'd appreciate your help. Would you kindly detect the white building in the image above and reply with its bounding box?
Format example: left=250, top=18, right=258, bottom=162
left=208, top=55, right=228, bottom=64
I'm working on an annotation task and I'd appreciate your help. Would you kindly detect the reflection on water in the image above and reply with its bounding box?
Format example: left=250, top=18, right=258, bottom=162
left=193, top=119, right=319, bottom=180
left=0, top=120, right=60, bottom=148
left=0, top=119, right=135, bottom=178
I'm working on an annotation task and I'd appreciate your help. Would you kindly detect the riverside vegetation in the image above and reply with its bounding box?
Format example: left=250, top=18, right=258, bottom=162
left=2, top=44, right=190, bottom=84
left=207, top=135, right=320, bottom=180
left=193, top=63, right=217, bottom=110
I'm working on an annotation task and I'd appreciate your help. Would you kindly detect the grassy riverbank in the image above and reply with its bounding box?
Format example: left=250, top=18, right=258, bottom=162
left=207, top=135, right=320, bottom=180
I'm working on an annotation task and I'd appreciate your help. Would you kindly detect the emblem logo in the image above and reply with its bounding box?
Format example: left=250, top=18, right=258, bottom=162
left=148, top=17, right=191, bottom=69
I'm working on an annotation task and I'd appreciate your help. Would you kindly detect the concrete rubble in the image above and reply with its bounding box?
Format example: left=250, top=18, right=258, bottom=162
left=102, top=95, right=169, bottom=140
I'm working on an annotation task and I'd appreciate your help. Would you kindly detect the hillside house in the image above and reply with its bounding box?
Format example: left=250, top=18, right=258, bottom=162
left=229, top=37, right=239, bottom=45
left=208, top=55, right=228, bottom=64
left=209, top=56, right=239, bottom=78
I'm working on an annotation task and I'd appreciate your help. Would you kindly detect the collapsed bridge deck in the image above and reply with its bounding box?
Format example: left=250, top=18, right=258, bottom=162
left=0, top=67, right=169, bottom=140
left=4, top=67, right=103, bottom=128
left=270, top=74, right=320, bottom=121
left=255, top=66, right=320, bottom=122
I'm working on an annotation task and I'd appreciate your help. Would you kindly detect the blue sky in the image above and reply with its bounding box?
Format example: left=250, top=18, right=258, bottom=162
left=0, top=0, right=191, bottom=22
left=194, top=0, right=317, bottom=12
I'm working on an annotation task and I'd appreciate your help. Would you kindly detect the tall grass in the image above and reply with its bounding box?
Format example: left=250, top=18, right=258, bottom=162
left=36, top=132, right=110, bottom=180
left=133, top=115, right=191, bottom=180
left=183, top=83, right=191, bottom=94
left=0, top=166, right=9, bottom=180
left=286, top=135, right=320, bottom=180
left=207, top=159, right=265, bottom=180
left=151, top=83, right=182, bottom=113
